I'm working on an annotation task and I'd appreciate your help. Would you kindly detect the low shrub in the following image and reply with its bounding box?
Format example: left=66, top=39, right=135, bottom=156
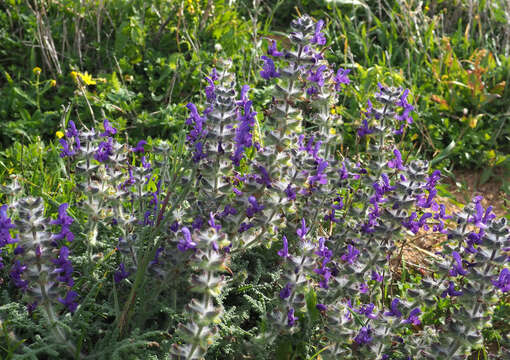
left=0, top=14, right=508, bottom=360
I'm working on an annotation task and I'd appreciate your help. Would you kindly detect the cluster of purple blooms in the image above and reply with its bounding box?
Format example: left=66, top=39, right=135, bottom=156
left=3, top=13, right=508, bottom=360
left=227, top=14, right=510, bottom=359
left=0, top=204, right=16, bottom=269
left=44, top=13, right=510, bottom=360
left=57, top=118, right=164, bottom=286
left=3, top=200, right=78, bottom=313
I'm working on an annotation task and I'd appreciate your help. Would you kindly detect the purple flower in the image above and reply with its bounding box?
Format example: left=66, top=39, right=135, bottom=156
left=220, top=205, right=237, bottom=218
left=492, top=268, right=510, bottom=292
left=65, top=120, right=79, bottom=138
left=363, top=99, right=382, bottom=120
left=277, top=235, right=289, bottom=258
left=186, top=103, right=207, bottom=142
left=280, top=282, right=292, bottom=299
left=59, top=138, right=76, bottom=158
left=296, top=218, right=309, bottom=239
left=359, top=282, right=369, bottom=294
left=355, top=303, right=377, bottom=319
left=177, top=227, right=196, bottom=252
left=285, top=184, right=297, bottom=201
left=232, top=100, right=256, bottom=166
left=309, top=159, right=328, bottom=186
left=191, top=217, right=203, bottom=231
left=449, top=251, right=468, bottom=277
left=238, top=85, right=251, bottom=105
left=205, top=75, right=216, bottom=102
left=315, top=237, right=332, bottom=258
left=403, top=212, right=432, bottom=234
left=0, top=204, right=16, bottom=248
left=341, top=244, right=359, bottom=264
left=260, top=56, right=280, bottom=80
left=298, top=135, right=323, bottom=159
left=50, top=203, right=74, bottom=242
left=381, top=173, right=395, bottom=191
left=132, top=140, right=147, bottom=153
left=310, top=19, right=326, bottom=45
left=170, top=221, right=180, bottom=233
left=58, top=290, right=78, bottom=313
left=354, top=326, right=372, bottom=345
left=371, top=271, right=383, bottom=282
left=287, top=307, right=297, bottom=327
left=307, top=86, right=318, bottom=96
left=403, top=308, right=421, bottom=325
left=395, top=89, right=414, bottom=124
left=9, top=260, right=28, bottom=290
left=334, top=68, right=351, bottom=91
left=469, top=198, right=495, bottom=229
left=27, top=301, right=38, bottom=314
left=192, top=142, right=207, bottom=163
left=394, top=124, right=405, bottom=135
left=208, top=212, right=221, bottom=231
left=314, top=260, right=333, bottom=289
left=384, top=298, right=402, bottom=318
left=441, top=281, right=463, bottom=297
left=239, top=222, right=253, bottom=233
left=417, top=189, right=438, bottom=210
left=63, top=120, right=81, bottom=153
left=100, top=119, right=117, bottom=137
left=114, top=263, right=131, bottom=283
left=307, top=65, right=326, bottom=87
left=256, top=166, right=272, bottom=188
left=149, top=247, right=164, bottom=267
left=146, top=203, right=156, bottom=220
left=357, top=119, right=374, bottom=137
left=267, top=40, right=283, bottom=57
left=210, top=68, right=219, bottom=81
left=246, top=196, right=264, bottom=218
left=435, top=204, right=451, bottom=220
left=141, top=156, right=151, bottom=169
left=426, top=170, right=442, bottom=189
left=316, top=303, right=327, bottom=312
left=324, top=209, right=340, bottom=223
left=94, top=137, right=114, bottom=162
left=51, top=246, right=74, bottom=286
left=388, top=149, right=406, bottom=171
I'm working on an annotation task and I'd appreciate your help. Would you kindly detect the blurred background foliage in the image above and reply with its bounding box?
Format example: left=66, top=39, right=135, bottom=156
left=0, top=0, right=509, bottom=175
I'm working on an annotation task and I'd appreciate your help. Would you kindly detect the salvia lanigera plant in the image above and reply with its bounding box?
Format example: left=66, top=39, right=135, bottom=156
left=1, top=14, right=509, bottom=360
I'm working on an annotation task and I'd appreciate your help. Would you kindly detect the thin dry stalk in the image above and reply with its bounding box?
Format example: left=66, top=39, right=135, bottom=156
left=29, top=0, right=63, bottom=76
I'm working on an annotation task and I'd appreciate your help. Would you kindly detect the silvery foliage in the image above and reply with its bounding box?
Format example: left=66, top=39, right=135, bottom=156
left=2, top=14, right=508, bottom=360
left=181, top=14, right=510, bottom=360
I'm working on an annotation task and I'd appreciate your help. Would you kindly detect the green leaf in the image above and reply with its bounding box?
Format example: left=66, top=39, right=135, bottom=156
left=13, top=87, right=36, bottom=107
left=275, top=340, right=292, bottom=360
left=430, top=141, right=456, bottom=166
left=306, top=289, right=320, bottom=322
left=479, top=167, right=493, bottom=185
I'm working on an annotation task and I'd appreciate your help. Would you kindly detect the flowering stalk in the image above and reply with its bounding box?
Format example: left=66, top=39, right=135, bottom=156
left=6, top=197, right=79, bottom=357
left=171, top=226, right=227, bottom=359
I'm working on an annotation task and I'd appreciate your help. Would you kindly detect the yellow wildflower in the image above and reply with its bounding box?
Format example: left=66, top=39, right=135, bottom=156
left=80, top=71, right=96, bottom=85
left=50, top=79, right=57, bottom=87
left=56, top=131, right=65, bottom=139
left=33, top=67, right=42, bottom=75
